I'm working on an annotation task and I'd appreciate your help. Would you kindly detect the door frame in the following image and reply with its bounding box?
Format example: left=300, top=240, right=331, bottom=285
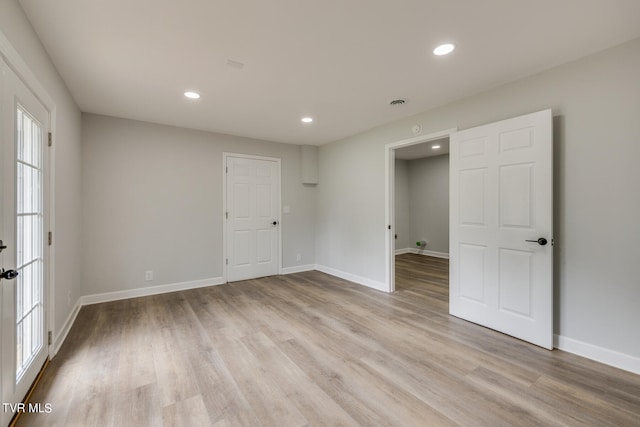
left=1, top=29, right=56, bottom=422
left=384, top=128, right=457, bottom=292
left=222, top=152, right=282, bottom=282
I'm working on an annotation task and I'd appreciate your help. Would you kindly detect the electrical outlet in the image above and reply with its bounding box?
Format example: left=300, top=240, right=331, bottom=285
left=145, top=270, right=153, bottom=281
left=296, top=254, right=301, bottom=261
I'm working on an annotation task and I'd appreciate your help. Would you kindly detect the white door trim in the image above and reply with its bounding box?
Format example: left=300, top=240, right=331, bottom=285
left=222, top=152, right=282, bottom=282
left=0, top=29, right=56, bottom=364
left=384, top=129, right=457, bottom=293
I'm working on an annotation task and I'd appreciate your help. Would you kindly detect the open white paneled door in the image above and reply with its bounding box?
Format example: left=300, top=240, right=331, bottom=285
left=449, top=110, right=553, bottom=349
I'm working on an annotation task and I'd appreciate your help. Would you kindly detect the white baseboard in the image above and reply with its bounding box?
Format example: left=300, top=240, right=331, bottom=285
left=281, top=264, right=316, bottom=274
left=286, top=263, right=391, bottom=293
left=79, top=276, right=225, bottom=306
left=396, top=247, right=450, bottom=259
left=394, top=248, right=412, bottom=255
left=315, top=264, right=389, bottom=293
left=52, top=299, right=82, bottom=356
left=554, top=334, right=640, bottom=375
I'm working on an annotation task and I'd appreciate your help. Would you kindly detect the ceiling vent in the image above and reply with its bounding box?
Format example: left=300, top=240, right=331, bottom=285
left=389, top=98, right=406, bottom=106
left=226, top=59, right=245, bottom=70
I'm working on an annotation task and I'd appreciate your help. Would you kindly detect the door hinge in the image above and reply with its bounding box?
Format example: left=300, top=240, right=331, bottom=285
left=226, top=166, right=228, bottom=173
left=226, top=258, right=228, bottom=265
left=48, top=231, right=53, bottom=246
left=48, top=331, right=52, bottom=345
left=48, top=132, right=52, bottom=147
left=225, top=212, right=228, bottom=219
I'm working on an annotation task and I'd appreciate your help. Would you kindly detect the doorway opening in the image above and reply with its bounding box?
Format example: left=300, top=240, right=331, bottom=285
left=386, top=111, right=553, bottom=349
left=384, top=128, right=456, bottom=293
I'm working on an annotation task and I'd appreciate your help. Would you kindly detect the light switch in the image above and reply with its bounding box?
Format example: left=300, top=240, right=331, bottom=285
left=283, top=205, right=291, bottom=214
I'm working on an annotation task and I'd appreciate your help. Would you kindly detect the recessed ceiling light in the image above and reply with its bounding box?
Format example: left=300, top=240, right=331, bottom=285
left=432, top=144, right=441, bottom=150
left=301, top=117, right=313, bottom=123
left=433, top=43, right=455, bottom=56
left=184, top=91, right=200, bottom=99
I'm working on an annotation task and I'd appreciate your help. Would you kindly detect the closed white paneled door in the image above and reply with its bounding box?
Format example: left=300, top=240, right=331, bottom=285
left=450, top=110, right=553, bottom=349
left=1, top=56, right=50, bottom=425
left=226, top=155, right=280, bottom=282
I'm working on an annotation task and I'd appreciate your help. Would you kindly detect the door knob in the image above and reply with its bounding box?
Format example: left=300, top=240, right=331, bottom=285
left=1, top=269, right=19, bottom=280
left=525, top=238, right=548, bottom=246
left=0, top=239, right=6, bottom=253
left=272, top=220, right=279, bottom=226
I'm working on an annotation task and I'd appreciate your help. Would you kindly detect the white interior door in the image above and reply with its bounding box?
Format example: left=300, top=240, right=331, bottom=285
left=1, top=57, right=49, bottom=425
left=449, top=110, right=553, bottom=349
left=226, top=155, right=280, bottom=282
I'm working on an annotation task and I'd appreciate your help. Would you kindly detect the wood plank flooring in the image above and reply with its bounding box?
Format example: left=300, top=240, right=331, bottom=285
left=17, top=254, right=640, bottom=426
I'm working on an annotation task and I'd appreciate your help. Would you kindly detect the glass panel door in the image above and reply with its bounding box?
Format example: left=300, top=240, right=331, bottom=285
left=1, top=55, right=49, bottom=425
left=15, top=105, right=44, bottom=382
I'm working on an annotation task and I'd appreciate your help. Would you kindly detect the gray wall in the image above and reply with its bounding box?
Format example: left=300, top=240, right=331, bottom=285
left=408, top=154, right=449, bottom=254
left=0, top=1, right=83, bottom=340
left=395, top=155, right=449, bottom=254
left=394, top=159, right=410, bottom=250
left=317, top=38, right=640, bottom=358
left=81, top=114, right=315, bottom=295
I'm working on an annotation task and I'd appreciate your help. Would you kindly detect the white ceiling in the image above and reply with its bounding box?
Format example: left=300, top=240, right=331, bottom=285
left=19, top=0, right=640, bottom=145
left=395, top=138, right=449, bottom=160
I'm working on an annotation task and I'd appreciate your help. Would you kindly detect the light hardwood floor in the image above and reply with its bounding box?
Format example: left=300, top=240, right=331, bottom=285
left=17, top=254, right=640, bottom=426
